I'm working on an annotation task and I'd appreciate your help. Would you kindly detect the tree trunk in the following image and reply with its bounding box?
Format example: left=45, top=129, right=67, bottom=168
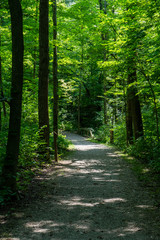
left=126, top=5, right=143, bottom=142
left=38, top=0, right=50, bottom=160
left=0, top=18, right=1, bottom=130
left=0, top=104, right=1, bottom=131
left=126, top=88, right=133, bottom=144
left=78, top=83, right=81, bottom=132
left=103, top=85, right=107, bottom=125
left=78, top=38, right=84, bottom=133
left=99, top=0, right=108, bottom=125
left=33, top=0, right=39, bottom=80
left=99, top=0, right=103, bottom=10
left=0, top=0, right=24, bottom=194
left=110, top=116, right=114, bottom=143
left=127, top=63, right=143, bottom=141
left=53, top=0, right=58, bottom=162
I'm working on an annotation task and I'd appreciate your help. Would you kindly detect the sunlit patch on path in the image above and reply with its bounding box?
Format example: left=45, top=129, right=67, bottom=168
left=0, top=132, right=160, bottom=240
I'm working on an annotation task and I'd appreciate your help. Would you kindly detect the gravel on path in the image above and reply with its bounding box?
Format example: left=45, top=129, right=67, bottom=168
left=0, top=132, right=160, bottom=240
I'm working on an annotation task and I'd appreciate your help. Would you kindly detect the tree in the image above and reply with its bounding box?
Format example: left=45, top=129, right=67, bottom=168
left=0, top=0, right=24, bottom=194
left=0, top=21, right=2, bottom=130
left=53, top=0, right=58, bottom=162
left=127, top=58, right=143, bottom=142
left=125, top=2, right=143, bottom=142
left=99, top=0, right=108, bottom=125
left=57, top=0, right=103, bottom=130
left=38, top=0, right=50, bottom=160
left=33, top=0, right=39, bottom=80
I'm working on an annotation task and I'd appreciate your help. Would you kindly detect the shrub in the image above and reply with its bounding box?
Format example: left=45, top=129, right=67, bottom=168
left=57, top=133, right=71, bottom=153
left=95, top=125, right=110, bottom=143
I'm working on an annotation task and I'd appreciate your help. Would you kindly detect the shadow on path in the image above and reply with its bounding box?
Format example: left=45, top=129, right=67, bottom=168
left=0, top=132, right=160, bottom=240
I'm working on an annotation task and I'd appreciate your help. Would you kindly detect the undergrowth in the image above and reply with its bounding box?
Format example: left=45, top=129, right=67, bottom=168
left=93, top=124, right=160, bottom=204
left=0, top=130, right=72, bottom=207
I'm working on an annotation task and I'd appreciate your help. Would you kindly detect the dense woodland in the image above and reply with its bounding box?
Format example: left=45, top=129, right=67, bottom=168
left=0, top=0, right=160, bottom=204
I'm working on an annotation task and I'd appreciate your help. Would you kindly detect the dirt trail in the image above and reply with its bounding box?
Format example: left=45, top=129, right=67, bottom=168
left=0, top=132, right=160, bottom=240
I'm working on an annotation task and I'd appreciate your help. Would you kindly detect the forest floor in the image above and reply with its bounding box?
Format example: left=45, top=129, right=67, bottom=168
left=0, top=132, right=160, bottom=240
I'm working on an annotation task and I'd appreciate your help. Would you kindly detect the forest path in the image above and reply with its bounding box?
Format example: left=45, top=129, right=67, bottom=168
left=0, top=132, right=160, bottom=240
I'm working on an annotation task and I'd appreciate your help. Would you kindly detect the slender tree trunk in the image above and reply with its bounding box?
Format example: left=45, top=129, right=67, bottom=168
left=99, top=0, right=103, bottom=10
left=78, top=83, right=81, bottom=132
left=99, top=0, right=108, bottom=125
left=0, top=0, right=24, bottom=194
left=103, top=85, right=107, bottom=125
left=114, top=79, right=118, bottom=123
left=33, top=0, right=39, bottom=79
left=132, top=92, right=143, bottom=140
left=38, top=0, right=50, bottom=160
left=126, top=88, right=133, bottom=144
left=53, top=0, right=58, bottom=162
left=0, top=18, right=1, bottom=130
left=0, top=104, right=1, bottom=131
left=78, top=38, right=84, bottom=133
left=110, top=116, right=114, bottom=143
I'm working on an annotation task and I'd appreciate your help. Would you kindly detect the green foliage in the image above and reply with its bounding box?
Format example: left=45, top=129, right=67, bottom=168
left=19, top=126, right=39, bottom=168
left=126, top=136, right=160, bottom=171
left=95, top=125, right=110, bottom=143
left=1, top=0, right=160, bottom=204
left=113, top=122, right=127, bottom=149
left=57, top=133, right=71, bottom=152
left=0, top=187, right=16, bottom=206
left=62, top=121, right=74, bottom=131
left=0, top=132, right=7, bottom=169
left=50, top=133, right=71, bottom=155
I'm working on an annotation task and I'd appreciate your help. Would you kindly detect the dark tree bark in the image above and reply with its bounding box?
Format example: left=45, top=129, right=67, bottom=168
left=0, top=55, right=1, bottom=131
left=126, top=85, right=133, bottom=144
left=78, top=83, right=81, bottom=133
left=53, top=0, right=58, bottom=162
left=33, top=0, right=39, bottom=80
left=125, top=4, right=143, bottom=143
left=127, top=60, right=143, bottom=141
left=0, top=107, right=1, bottom=131
left=38, top=0, right=50, bottom=160
left=103, top=85, right=107, bottom=125
left=0, top=0, right=24, bottom=193
left=99, top=0, right=103, bottom=10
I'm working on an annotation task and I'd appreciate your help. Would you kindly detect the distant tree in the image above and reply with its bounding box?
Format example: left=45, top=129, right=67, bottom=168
left=125, top=4, right=143, bottom=143
left=99, top=0, right=108, bottom=125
